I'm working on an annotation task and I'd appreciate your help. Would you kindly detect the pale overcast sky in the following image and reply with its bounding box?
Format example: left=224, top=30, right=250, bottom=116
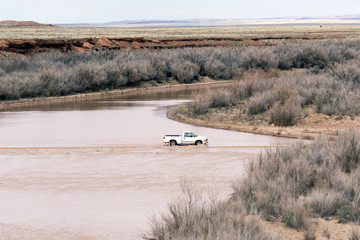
left=1, top=0, right=359, bottom=24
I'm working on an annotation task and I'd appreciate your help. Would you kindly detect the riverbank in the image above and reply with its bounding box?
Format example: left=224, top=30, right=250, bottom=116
left=0, top=79, right=233, bottom=110
left=168, top=104, right=360, bottom=140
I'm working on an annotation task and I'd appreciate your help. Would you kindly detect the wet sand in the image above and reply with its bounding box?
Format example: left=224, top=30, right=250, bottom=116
left=0, top=89, right=300, bottom=239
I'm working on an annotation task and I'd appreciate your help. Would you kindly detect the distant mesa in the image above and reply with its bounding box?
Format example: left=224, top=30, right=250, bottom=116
left=2, top=15, right=360, bottom=28
left=56, top=15, right=360, bottom=27
left=0, top=20, right=53, bottom=27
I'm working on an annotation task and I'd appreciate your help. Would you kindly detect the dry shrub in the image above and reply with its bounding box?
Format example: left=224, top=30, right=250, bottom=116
left=190, top=88, right=236, bottom=114
left=303, top=228, right=316, bottom=240
left=208, top=88, right=234, bottom=108
left=0, top=57, right=31, bottom=73
left=37, top=67, right=74, bottom=96
left=272, top=85, right=296, bottom=105
left=268, top=100, right=302, bottom=126
left=322, top=227, right=331, bottom=239
left=119, top=62, right=144, bottom=84
left=335, top=129, right=360, bottom=173
left=337, top=205, right=360, bottom=223
left=0, top=74, right=25, bottom=100
left=241, top=46, right=278, bottom=70
left=305, top=189, right=348, bottom=217
left=170, top=60, right=200, bottom=83
left=103, top=62, right=128, bottom=87
left=203, top=57, right=236, bottom=79
left=191, top=91, right=212, bottom=114
left=145, top=182, right=281, bottom=240
left=275, top=42, right=297, bottom=70
left=247, top=92, right=273, bottom=115
left=293, top=43, right=329, bottom=69
left=282, top=200, right=309, bottom=230
left=329, top=59, right=360, bottom=85
left=349, top=229, right=360, bottom=240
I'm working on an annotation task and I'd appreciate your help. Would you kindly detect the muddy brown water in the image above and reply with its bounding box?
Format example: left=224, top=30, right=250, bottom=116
left=0, top=88, right=301, bottom=239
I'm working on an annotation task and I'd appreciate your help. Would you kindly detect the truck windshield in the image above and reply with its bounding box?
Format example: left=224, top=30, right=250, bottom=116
left=190, top=132, right=197, bottom=137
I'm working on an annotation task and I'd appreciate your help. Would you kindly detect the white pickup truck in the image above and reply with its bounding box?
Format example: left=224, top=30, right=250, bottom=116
left=163, top=131, right=208, bottom=146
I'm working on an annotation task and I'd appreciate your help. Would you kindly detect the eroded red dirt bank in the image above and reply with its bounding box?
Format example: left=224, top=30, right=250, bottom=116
left=0, top=34, right=348, bottom=56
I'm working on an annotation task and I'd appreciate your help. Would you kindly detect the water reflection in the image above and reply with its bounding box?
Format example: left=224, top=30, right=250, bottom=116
left=1, top=88, right=197, bottom=112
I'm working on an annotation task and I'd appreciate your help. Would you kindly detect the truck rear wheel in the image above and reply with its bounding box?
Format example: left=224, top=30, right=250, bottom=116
left=195, top=140, right=202, bottom=146
left=170, top=140, right=176, bottom=146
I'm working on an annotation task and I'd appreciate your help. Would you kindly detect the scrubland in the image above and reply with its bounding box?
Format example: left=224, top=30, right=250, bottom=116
left=179, top=41, right=360, bottom=127
left=0, top=48, right=239, bottom=100
left=1, top=40, right=360, bottom=103
left=145, top=130, right=360, bottom=240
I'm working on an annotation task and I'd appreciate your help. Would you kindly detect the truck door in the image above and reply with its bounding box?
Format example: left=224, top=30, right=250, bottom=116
left=183, top=132, right=195, bottom=145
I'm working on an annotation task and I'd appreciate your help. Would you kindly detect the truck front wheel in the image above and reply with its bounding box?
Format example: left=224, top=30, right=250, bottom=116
left=195, top=140, right=202, bottom=146
left=170, top=140, right=176, bottom=146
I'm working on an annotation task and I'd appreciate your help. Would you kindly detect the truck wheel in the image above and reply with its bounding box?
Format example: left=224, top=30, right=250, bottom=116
left=195, top=140, right=202, bottom=146
left=170, top=140, right=176, bottom=146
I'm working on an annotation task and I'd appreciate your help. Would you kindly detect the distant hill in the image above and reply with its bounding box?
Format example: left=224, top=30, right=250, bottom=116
left=57, top=15, right=360, bottom=27
left=3, top=15, right=360, bottom=28
left=0, top=20, right=53, bottom=27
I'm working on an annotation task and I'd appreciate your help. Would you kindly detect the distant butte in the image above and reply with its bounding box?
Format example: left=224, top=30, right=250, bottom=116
left=0, top=20, right=53, bottom=27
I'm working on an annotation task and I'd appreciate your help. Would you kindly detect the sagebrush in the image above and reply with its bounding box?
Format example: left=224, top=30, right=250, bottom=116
left=2, top=40, right=360, bottom=101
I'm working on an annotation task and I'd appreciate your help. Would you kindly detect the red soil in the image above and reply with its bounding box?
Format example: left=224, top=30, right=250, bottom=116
left=0, top=34, right=347, bottom=56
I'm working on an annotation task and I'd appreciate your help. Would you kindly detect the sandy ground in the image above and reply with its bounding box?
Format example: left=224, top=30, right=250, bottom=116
left=266, top=218, right=360, bottom=240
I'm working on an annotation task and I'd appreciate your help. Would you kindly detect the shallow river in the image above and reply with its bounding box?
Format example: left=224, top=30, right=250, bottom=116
left=0, top=87, right=301, bottom=239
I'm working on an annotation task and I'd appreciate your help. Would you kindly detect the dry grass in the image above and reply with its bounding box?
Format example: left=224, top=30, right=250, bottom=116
left=1, top=25, right=360, bottom=40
